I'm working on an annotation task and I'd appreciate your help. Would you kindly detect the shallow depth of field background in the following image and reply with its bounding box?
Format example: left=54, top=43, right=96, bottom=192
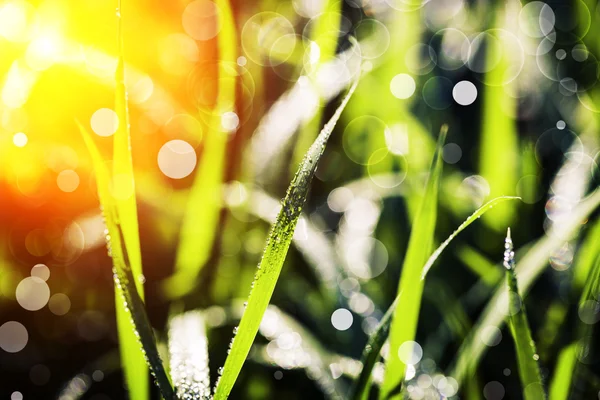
left=0, top=0, right=599, bottom=399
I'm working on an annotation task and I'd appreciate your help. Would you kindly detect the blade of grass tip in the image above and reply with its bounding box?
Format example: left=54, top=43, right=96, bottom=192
left=504, top=228, right=546, bottom=399
left=353, top=195, right=514, bottom=399
left=212, top=79, right=358, bottom=400
left=420, top=196, right=521, bottom=279
left=450, top=189, right=600, bottom=386
left=165, top=0, right=237, bottom=298
left=113, top=3, right=150, bottom=398
left=379, top=125, right=447, bottom=400
left=168, top=311, right=211, bottom=399
left=77, top=122, right=174, bottom=399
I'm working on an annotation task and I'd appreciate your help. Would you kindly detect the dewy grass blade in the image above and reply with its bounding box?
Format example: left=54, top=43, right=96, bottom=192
left=77, top=122, right=174, bottom=399
left=379, top=125, right=446, bottom=399
left=168, top=311, right=211, bottom=399
left=450, top=189, right=600, bottom=385
left=421, top=196, right=521, bottom=279
left=504, top=229, right=545, bottom=400
left=352, top=196, right=513, bottom=400
left=112, top=3, right=149, bottom=398
left=165, top=0, right=237, bottom=298
left=212, top=79, right=358, bottom=400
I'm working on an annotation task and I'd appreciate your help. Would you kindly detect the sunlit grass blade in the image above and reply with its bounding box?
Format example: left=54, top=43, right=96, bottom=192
left=291, top=0, right=342, bottom=171
left=165, top=0, right=237, bottom=298
left=456, top=245, right=502, bottom=286
left=450, top=189, right=600, bottom=385
left=503, top=228, right=545, bottom=399
left=548, top=219, right=600, bottom=398
left=354, top=195, right=514, bottom=399
left=113, top=3, right=149, bottom=398
left=77, top=121, right=174, bottom=399
left=549, top=342, right=577, bottom=400
left=213, top=79, right=358, bottom=400
left=421, top=196, right=521, bottom=279
left=168, top=310, right=211, bottom=399
left=379, top=125, right=446, bottom=399
left=479, top=7, right=519, bottom=232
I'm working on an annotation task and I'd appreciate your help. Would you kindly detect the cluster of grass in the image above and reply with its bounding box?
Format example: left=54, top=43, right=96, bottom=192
left=37, top=0, right=600, bottom=399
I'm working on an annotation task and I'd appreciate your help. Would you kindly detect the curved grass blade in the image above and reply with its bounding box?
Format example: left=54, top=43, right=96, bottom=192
left=212, top=79, right=358, bottom=400
left=504, top=229, right=545, bottom=399
left=548, top=218, right=600, bottom=399
left=380, top=125, right=446, bottom=399
left=113, top=3, right=149, bottom=398
left=450, top=189, right=600, bottom=385
left=352, top=196, right=514, bottom=399
left=421, top=196, right=521, bottom=279
left=350, top=296, right=398, bottom=400
left=77, top=122, right=174, bottom=399
left=168, top=311, right=211, bottom=399
left=165, top=0, right=237, bottom=298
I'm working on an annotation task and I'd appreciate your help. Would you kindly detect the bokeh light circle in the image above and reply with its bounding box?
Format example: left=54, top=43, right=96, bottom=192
left=355, top=19, right=390, bottom=60
left=49, top=293, right=71, bottom=316
left=241, top=12, right=295, bottom=67
left=57, top=170, right=80, bottom=193
left=452, top=80, right=477, bottom=105
left=16, top=276, right=50, bottom=311
left=422, top=76, right=453, bottom=110
left=468, top=29, right=525, bottom=86
left=406, top=43, right=437, bottom=75
left=331, top=308, right=353, bottom=331
left=182, top=0, right=221, bottom=41
left=157, top=140, right=197, bottom=179
left=0, top=321, right=28, bottom=353
left=31, top=264, right=50, bottom=281
left=91, top=108, right=118, bottom=137
left=343, top=116, right=389, bottom=165
left=390, top=74, right=416, bottom=99
left=431, top=28, right=470, bottom=71
left=519, top=2, right=555, bottom=38
left=398, top=341, right=423, bottom=365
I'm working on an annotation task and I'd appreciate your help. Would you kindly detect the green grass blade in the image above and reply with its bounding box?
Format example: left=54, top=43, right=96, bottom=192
left=168, top=311, right=211, bottom=399
left=353, top=195, right=513, bottom=399
left=350, top=296, right=398, bottom=400
left=548, top=219, right=600, bottom=398
left=450, top=189, right=600, bottom=385
left=291, top=0, right=342, bottom=171
left=549, top=343, right=577, bottom=400
left=165, top=0, right=237, bottom=298
left=504, top=229, right=545, bottom=399
left=421, top=196, right=521, bottom=279
left=112, top=4, right=150, bottom=398
left=479, top=10, right=519, bottom=232
left=212, top=80, right=358, bottom=400
left=77, top=121, right=174, bottom=399
left=379, top=125, right=446, bottom=399
left=456, top=245, right=502, bottom=286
